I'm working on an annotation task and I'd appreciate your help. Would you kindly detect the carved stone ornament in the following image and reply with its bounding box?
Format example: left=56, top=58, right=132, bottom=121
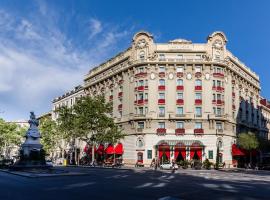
left=150, top=72, right=156, bottom=80
left=130, top=76, right=134, bottom=83
left=205, top=73, right=210, bottom=80
left=148, top=52, right=157, bottom=61
left=202, top=54, right=212, bottom=61
left=186, top=73, right=192, bottom=80
left=168, top=72, right=174, bottom=80
left=135, top=39, right=148, bottom=49
left=213, top=39, right=223, bottom=50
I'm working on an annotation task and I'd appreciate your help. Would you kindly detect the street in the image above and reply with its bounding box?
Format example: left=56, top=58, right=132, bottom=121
left=0, top=167, right=270, bottom=200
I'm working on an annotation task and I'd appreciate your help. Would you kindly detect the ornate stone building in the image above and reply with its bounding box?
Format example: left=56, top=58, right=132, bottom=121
left=82, top=31, right=270, bottom=167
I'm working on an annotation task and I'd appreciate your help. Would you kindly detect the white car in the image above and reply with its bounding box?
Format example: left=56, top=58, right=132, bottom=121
left=160, top=163, right=178, bottom=170
left=46, top=160, right=53, bottom=167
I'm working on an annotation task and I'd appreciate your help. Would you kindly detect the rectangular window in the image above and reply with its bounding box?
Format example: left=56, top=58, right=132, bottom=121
left=195, top=122, right=202, bottom=129
left=138, top=93, right=144, bottom=100
left=213, top=107, right=216, bottom=114
left=145, top=93, right=148, bottom=100
left=159, top=54, right=165, bottom=61
left=177, top=93, right=183, bottom=99
left=139, top=107, right=144, bottom=115
left=208, top=150, right=213, bottom=159
left=213, top=80, right=216, bottom=87
left=159, top=79, right=165, bottom=86
left=217, top=108, right=222, bottom=116
left=176, top=121, right=184, bottom=129
left=145, top=107, right=148, bottom=114
left=159, top=66, right=165, bottom=72
left=216, top=122, right=222, bottom=130
left=177, top=107, right=184, bottom=115
left=145, top=80, right=148, bottom=86
left=195, top=79, right=202, bottom=86
left=217, top=94, right=221, bottom=100
left=213, top=94, right=216, bottom=100
left=119, top=111, right=122, bottom=117
left=147, top=150, right=152, bottom=159
left=195, top=66, right=201, bottom=72
left=159, top=93, right=165, bottom=99
left=138, top=122, right=144, bottom=129
left=176, top=66, right=184, bottom=72
left=159, top=107, right=165, bottom=115
left=195, top=107, right=202, bottom=116
left=158, top=122, right=165, bottom=129
left=217, top=80, right=221, bottom=87
left=138, top=67, right=144, bottom=73
left=195, top=93, right=202, bottom=100
left=139, top=80, right=144, bottom=86
left=177, top=79, right=183, bottom=86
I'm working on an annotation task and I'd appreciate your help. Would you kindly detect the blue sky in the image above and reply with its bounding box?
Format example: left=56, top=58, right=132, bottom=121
left=0, top=0, right=270, bottom=121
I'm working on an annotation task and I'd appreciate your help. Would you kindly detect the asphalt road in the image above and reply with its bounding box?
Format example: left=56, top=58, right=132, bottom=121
left=0, top=167, right=270, bottom=200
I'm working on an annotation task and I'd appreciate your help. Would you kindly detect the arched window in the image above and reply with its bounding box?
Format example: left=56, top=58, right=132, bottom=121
left=136, top=138, right=144, bottom=148
left=195, top=79, right=202, bottom=86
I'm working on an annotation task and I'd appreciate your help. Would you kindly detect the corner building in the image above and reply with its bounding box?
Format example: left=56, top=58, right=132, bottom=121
left=84, top=31, right=266, bottom=167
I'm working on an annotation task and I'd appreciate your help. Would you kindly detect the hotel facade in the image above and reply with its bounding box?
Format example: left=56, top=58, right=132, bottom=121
left=54, top=31, right=270, bottom=167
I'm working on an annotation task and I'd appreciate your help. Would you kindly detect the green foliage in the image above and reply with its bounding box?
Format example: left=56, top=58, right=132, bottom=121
left=56, top=95, right=125, bottom=146
left=238, top=132, right=259, bottom=151
left=0, top=118, right=25, bottom=158
left=39, top=116, right=61, bottom=155
left=179, top=160, right=189, bottom=169
left=203, top=159, right=213, bottom=170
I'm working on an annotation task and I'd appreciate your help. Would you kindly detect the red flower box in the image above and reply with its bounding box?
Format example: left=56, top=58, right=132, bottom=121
left=195, top=86, right=202, bottom=91
left=176, top=85, right=184, bottom=91
left=135, top=72, right=147, bottom=78
left=177, top=72, right=183, bottom=77
left=195, top=72, right=202, bottom=77
left=212, top=100, right=216, bottom=104
left=158, top=85, right=165, bottom=90
left=175, top=128, right=185, bottom=135
left=176, top=99, right=184, bottom=105
left=145, top=85, right=148, bottom=90
left=137, top=99, right=144, bottom=105
left=144, top=99, right=148, bottom=104
left=216, top=86, right=224, bottom=92
left=194, top=129, right=204, bottom=134
left=109, top=95, right=113, bottom=101
left=157, top=128, right=166, bottom=134
left=195, top=99, right=202, bottom=105
left=158, top=99, right=165, bottom=104
left=118, top=92, right=123, bottom=97
left=232, top=92, right=235, bottom=98
left=137, top=86, right=144, bottom=91
left=213, top=73, right=224, bottom=78
left=159, top=72, right=165, bottom=77
left=216, top=100, right=223, bottom=105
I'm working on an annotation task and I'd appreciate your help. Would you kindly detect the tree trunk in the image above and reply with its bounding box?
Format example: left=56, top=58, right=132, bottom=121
left=250, top=150, right=252, bottom=167
left=92, top=142, right=95, bottom=164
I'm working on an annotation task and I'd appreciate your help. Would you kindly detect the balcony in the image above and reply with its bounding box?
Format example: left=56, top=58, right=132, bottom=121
left=195, top=72, right=202, bottom=78
left=159, top=72, right=166, bottom=77
left=118, top=92, right=123, bottom=98
left=135, top=72, right=147, bottom=78
left=195, top=99, right=202, bottom=105
left=109, top=95, right=113, bottom=101
left=134, top=99, right=148, bottom=105
left=194, top=129, right=204, bottom=135
left=118, top=104, right=123, bottom=110
left=217, top=86, right=224, bottom=92
left=216, top=100, right=224, bottom=105
left=195, top=86, right=202, bottom=91
left=158, top=99, right=165, bottom=104
left=176, top=72, right=184, bottom=77
left=176, top=85, right=184, bottom=91
left=157, top=128, right=166, bottom=135
left=175, top=128, right=185, bottom=135
left=176, top=99, right=184, bottom=105
left=213, top=72, right=224, bottom=78
left=158, top=85, right=165, bottom=91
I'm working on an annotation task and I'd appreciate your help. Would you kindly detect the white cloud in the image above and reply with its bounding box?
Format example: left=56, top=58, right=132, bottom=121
left=88, top=18, right=103, bottom=39
left=0, top=7, right=132, bottom=121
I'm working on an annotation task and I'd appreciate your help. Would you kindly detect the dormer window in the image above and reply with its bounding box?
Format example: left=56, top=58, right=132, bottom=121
left=139, top=51, right=145, bottom=60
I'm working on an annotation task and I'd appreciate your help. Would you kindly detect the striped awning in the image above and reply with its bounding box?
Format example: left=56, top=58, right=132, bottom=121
left=156, top=140, right=204, bottom=147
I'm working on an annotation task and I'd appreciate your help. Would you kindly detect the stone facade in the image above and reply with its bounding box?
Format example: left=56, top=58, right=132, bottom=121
left=82, top=31, right=270, bottom=167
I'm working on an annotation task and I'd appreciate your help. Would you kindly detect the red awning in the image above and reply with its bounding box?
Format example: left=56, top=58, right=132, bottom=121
left=114, top=143, right=124, bottom=155
left=96, top=144, right=104, bottom=155
left=232, top=144, right=245, bottom=156
left=84, top=145, right=96, bottom=154
left=105, top=144, right=115, bottom=154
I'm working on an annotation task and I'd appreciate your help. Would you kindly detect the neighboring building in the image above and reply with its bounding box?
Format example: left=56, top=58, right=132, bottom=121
left=259, top=98, right=270, bottom=140
left=83, top=31, right=270, bottom=167
left=51, top=85, right=85, bottom=164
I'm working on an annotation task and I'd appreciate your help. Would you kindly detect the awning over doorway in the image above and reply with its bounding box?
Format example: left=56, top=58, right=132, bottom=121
left=174, top=142, right=186, bottom=160
left=114, top=143, right=124, bottom=155
left=105, top=144, right=115, bottom=154
left=232, top=144, right=245, bottom=156
left=156, top=140, right=204, bottom=147
left=158, top=143, right=170, bottom=159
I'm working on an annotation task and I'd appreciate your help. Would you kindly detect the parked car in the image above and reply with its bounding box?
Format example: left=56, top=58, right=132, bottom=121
left=46, top=160, right=53, bottom=167
left=160, top=163, right=178, bottom=170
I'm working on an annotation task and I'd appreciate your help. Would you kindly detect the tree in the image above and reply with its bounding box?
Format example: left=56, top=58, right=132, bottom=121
left=238, top=132, right=259, bottom=165
left=39, top=116, right=61, bottom=157
left=56, top=95, right=125, bottom=162
left=0, top=118, right=26, bottom=159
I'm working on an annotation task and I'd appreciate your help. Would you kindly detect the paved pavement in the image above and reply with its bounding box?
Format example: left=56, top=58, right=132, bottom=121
left=0, top=167, right=270, bottom=200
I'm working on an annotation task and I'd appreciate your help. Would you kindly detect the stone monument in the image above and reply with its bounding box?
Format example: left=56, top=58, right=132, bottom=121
left=12, top=112, right=50, bottom=169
